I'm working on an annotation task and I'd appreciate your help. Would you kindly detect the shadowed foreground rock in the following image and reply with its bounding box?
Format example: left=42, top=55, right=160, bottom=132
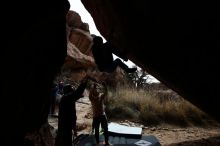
left=1, top=0, right=69, bottom=145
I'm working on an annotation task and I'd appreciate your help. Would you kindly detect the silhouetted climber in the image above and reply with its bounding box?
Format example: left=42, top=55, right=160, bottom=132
left=89, top=82, right=112, bottom=146
left=55, top=77, right=88, bottom=146
left=91, top=36, right=137, bottom=73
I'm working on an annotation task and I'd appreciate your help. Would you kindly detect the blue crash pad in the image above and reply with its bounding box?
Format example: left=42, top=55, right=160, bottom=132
left=75, top=123, right=161, bottom=146
left=76, top=134, right=161, bottom=146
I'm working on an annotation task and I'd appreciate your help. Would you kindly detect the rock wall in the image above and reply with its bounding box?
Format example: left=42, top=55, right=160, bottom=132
left=1, top=0, right=69, bottom=145
left=62, top=10, right=124, bottom=83
left=62, top=10, right=95, bottom=82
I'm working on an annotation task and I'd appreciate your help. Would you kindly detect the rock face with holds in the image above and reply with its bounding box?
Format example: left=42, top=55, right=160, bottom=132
left=62, top=10, right=95, bottom=82
left=62, top=10, right=124, bottom=83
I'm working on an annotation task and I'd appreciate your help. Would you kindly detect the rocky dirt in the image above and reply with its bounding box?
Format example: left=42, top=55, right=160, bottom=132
left=48, top=97, right=220, bottom=146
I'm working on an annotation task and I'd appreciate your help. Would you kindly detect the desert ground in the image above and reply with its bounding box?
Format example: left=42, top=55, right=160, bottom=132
left=48, top=96, right=220, bottom=146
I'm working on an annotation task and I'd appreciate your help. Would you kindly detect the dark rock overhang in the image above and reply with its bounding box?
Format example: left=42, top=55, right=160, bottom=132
left=81, top=0, right=220, bottom=121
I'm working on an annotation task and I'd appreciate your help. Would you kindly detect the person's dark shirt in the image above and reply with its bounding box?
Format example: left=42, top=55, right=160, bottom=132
left=58, top=81, right=87, bottom=130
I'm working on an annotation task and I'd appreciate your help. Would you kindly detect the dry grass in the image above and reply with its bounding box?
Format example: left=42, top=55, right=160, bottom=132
left=106, top=86, right=217, bottom=127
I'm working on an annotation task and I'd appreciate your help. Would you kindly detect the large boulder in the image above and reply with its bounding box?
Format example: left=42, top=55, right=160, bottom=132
left=64, top=10, right=95, bottom=81
left=66, top=42, right=95, bottom=69
left=69, top=28, right=93, bottom=56
left=81, top=0, right=220, bottom=121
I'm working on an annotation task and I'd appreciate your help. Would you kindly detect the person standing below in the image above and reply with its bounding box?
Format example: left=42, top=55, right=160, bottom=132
left=50, top=83, right=59, bottom=116
left=58, top=81, right=64, bottom=95
left=55, top=77, right=88, bottom=146
left=89, top=82, right=113, bottom=146
left=91, top=36, right=137, bottom=74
